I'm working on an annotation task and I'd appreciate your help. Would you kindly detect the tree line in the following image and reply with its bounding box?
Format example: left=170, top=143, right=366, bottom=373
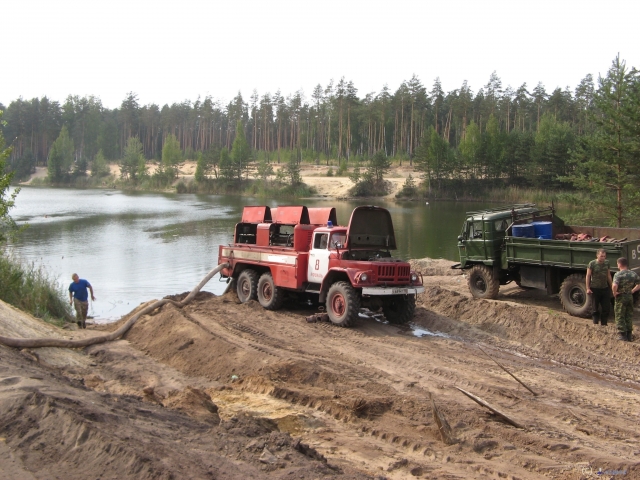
left=0, top=69, right=598, bottom=171
left=1, top=55, right=639, bottom=225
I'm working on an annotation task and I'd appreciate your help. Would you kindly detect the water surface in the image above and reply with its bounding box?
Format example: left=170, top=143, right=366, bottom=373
left=8, top=187, right=495, bottom=321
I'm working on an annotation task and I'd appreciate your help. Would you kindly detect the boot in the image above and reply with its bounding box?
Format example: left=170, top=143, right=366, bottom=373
left=627, top=331, right=633, bottom=342
left=617, top=332, right=628, bottom=341
left=592, top=318, right=599, bottom=325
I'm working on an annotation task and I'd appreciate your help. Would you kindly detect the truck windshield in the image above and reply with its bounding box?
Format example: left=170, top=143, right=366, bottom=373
left=494, top=219, right=508, bottom=232
left=469, top=221, right=483, bottom=239
left=331, top=233, right=347, bottom=249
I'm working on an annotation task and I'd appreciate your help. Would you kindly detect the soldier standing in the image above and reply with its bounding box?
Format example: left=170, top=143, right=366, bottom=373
left=611, top=257, right=640, bottom=341
left=586, top=249, right=612, bottom=325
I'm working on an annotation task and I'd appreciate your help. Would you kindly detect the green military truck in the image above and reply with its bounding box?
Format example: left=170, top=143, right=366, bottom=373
left=454, top=204, right=640, bottom=317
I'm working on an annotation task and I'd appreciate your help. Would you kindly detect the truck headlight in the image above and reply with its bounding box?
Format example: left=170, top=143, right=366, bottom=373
left=411, top=273, right=418, bottom=282
left=360, top=273, right=369, bottom=282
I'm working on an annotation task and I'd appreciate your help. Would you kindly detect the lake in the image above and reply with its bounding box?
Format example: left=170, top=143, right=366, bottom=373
left=7, top=187, right=495, bottom=321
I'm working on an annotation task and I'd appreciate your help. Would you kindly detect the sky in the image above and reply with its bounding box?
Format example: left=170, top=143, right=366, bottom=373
left=3, top=0, right=639, bottom=109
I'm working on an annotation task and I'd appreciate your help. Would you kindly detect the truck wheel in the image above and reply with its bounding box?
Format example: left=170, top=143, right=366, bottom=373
left=560, top=273, right=591, bottom=318
left=236, top=270, right=258, bottom=303
left=468, top=265, right=499, bottom=299
left=257, top=273, right=284, bottom=310
left=383, top=295, right=416, bottom=324
left=326, top=281, right=360, bottom=327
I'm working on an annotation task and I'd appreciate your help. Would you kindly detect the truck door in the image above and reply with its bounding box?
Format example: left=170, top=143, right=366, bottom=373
left=466, top=219, right=486, bottom=261
left=308, top=233, right=330, bottom=283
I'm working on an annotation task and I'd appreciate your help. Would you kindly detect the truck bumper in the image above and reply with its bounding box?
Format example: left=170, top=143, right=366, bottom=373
left=361, top=286, right=425, bottom=296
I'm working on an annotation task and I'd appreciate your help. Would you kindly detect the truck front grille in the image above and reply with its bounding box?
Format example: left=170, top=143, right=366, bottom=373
left=377, top=264, right=411, bottom=282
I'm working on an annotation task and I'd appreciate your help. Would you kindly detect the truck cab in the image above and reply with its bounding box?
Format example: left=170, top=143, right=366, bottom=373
left=458, top=205, right=539, bottom=269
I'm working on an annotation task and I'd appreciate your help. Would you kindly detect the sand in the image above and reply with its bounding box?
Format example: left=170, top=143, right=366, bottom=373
left=1, top=260, right=639, bottom=478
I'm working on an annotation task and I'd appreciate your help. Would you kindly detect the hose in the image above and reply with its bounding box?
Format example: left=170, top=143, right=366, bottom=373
left=0, top=263, right=230, bottom=350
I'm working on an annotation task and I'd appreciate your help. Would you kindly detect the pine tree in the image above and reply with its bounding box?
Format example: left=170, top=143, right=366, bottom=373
left=231, top=120, right=250, bottom=182
left=162, top=134, right=182, bottom=178
left=91, top=149, right=110, bottom=177
left=48, top=126, right=74, bottom=182
left=368, top=150, right=391, bottom=184
left=565, top=55, right=640, bottom=226
left=120, top=137, right=144, bottom=183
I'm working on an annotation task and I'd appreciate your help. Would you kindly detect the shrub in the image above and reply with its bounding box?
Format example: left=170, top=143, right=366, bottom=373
left=0, top=254, right=72, bottom=323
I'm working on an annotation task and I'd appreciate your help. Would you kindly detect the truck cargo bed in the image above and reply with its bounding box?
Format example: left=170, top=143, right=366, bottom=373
left=506, top=225, right=640, bottom=273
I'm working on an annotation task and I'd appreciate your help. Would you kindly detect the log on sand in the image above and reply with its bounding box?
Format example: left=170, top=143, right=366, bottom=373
left=455, top=387, right=524, bottom=429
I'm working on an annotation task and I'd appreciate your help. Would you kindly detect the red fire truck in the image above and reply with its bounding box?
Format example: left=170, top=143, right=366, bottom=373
left=218, top=205, right=424, bottom=327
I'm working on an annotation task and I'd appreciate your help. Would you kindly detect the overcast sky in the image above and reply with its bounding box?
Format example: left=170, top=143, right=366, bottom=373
left=3, top=0, right=639, bottom=109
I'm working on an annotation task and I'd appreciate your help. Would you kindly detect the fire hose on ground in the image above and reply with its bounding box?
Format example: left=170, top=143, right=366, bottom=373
left=0, top=263, right=230, bottom=350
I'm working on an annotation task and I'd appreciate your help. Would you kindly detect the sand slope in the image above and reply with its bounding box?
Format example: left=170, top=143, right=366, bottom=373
left=1, top=261, right=639, bottom=478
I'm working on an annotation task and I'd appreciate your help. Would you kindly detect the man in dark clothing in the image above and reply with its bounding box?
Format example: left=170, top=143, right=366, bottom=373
left=586, top=249, right=612, bottom=325
left=69, top=273, right=95, bottom=329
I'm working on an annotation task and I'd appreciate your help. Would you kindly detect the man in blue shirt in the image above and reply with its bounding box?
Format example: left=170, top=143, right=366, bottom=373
left=68, top=273, right=95, bottom=329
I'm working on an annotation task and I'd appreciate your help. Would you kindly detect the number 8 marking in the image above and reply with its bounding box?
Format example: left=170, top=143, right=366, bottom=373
left=315, top=259, right=320, bottom=270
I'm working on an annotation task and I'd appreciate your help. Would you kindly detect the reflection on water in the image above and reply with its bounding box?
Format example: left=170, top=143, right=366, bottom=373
left=8, top=187, right=495, bottom=322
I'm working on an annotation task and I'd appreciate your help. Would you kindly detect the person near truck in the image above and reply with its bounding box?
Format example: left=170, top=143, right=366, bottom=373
left=68, top=273, right=95, bottom=329
left=611, top=257, right=640, bottom=342
left=586, top=249, right=613, bottom=325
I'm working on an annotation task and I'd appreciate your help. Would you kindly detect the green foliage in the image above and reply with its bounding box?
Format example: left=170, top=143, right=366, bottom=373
left=98, top=119, right=119, bottom=160
left=368, top=150, right=391, bottom=183
left=348, top=152, right=391, bottom=197
left=219, top=147, right=234, bottom=183
left=348, top=162, right=361, bottom=184
left=0, top=255, right=72, bottom=323
left=284, top=156, right=302, bottom=186
left=459, top=120, right=481, bottom=178
left=120, top=136, right=145, bottom=184
left=48, top=126, right=74, bottom=182
left=255, top=158, right=274, bottom=182
left=162, top=134, right=182, bottom=179
left=414, top=126, right=452, bottom=193
left=0, top=111, right=19, bottom=243
left=564, top=55, right=640, bottom=227
left=8, top=150, right=35, bottom=182
left=231, top=120, right=251, bottom=181
left=90, top=149, right=111, bottom=177
left=532, top=113, right=574, bottom=187
left=147, top=164, right=170, bottom=187
left=326, top=167, right=334, bottom=177
left=396, top=174, right=418, bottom=198
left=137, top=154, right=148, bottom=180
left=175, top=180, right=197, bottom=193
left=194, top=152, right=207, bottom=182
left=204, top=147, right=220, bottom=179
left=483, top=114, right=504, bottom=179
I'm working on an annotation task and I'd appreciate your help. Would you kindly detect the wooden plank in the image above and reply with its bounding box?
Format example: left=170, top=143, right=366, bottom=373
left=455, top=387, right=524, bottom=429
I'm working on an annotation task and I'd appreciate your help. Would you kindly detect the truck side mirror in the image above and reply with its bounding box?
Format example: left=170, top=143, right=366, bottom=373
left=458, top=235, right=464, bottom=242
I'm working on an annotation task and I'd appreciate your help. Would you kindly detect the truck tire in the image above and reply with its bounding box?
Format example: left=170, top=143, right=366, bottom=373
left=468, top=265, right=499, bottom=299
left=326, top=281, right=360, bottom=327
left=257, top=273, right=284, bottom=310
left=560, top=273, right=591, bottom=318
left=236, top=269, right=258, bottom=303
left=383, top=295, right=416, bottom=324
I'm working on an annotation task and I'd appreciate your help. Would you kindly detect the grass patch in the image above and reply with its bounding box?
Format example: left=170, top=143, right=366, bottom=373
left=0, top=253, right=72, bottom=325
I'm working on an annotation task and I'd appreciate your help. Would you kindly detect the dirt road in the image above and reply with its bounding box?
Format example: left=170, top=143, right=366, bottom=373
left=1, top=260, right=639, bottom=479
